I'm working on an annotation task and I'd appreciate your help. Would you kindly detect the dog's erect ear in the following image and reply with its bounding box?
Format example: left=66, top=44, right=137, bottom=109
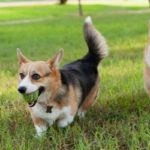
left=17, top=48, right=30, bottom=65
left=47, top=49, right=64, bottom=68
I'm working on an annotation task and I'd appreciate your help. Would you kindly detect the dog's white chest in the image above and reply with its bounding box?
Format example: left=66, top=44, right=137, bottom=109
left=31, top=103, right=71, bottom=124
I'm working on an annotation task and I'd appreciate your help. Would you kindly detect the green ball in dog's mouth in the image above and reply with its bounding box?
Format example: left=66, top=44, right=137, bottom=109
left=22, top=90, right=39, bottom=104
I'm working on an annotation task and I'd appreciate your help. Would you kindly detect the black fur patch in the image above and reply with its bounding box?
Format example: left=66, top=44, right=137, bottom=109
left=60, top=57, right=98, bottom=107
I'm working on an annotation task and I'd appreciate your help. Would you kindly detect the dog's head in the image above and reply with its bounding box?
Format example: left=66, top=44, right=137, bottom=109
left=17, top=48, right=63, bottom=104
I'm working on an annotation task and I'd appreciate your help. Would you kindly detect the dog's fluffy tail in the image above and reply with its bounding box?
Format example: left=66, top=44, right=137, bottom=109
left=144, top=21, right=150, bottom=66
left=83, top=16, right=108, bottom=66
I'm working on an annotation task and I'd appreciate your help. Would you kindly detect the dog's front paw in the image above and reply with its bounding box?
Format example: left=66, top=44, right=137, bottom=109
left=77, top=110, right=85, bottom=119
left=57, top=119, right=69, bottom=128
left=35, top=125, right=47, bottom=137
left=57, top=116, right=74, bottom=128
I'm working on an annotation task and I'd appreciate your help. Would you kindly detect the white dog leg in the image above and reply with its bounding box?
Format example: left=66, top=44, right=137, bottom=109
left=57, top=115, right=74, bottom=128
left=35, top=125, right=48, bottom=137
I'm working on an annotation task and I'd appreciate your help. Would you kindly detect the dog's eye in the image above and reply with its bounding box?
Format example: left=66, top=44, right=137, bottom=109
left=32, top=74, right=41, bottom=80
left=20, top=73, right=25, bottom=79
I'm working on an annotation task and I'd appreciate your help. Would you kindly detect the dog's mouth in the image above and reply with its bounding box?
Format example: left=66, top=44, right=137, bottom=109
left=28, top=86, right=45, bottom=107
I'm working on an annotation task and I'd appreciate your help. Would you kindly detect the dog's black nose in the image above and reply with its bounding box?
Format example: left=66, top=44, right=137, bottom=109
left=18, top=86, right=26, bottom=94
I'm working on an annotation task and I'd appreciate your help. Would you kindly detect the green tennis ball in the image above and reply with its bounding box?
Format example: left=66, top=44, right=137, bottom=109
left=22, top=90, right=39, bottom=103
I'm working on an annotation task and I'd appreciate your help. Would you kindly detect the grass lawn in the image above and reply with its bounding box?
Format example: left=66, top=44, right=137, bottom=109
left=0, top=4, right=150, bottom=150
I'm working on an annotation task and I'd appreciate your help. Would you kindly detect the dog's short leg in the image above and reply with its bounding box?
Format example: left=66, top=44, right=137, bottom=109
left=35, top=124, right=48, bottom=137
left=77, top=109, right=86, bottom=119
left=77, top=78, right=99, bottom=119
left=31, top=115, right=48, bottom=137
left=57, top=115, right=74, bottom=128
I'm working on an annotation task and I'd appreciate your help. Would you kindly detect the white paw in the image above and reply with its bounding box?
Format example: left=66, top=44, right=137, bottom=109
left=57, top=116, right=74, bottom=128
left=35, top=125, right=47, bottom=137
left=77, top=110, right=85, bottom=119
left=57, top=119, right=68, bottom=128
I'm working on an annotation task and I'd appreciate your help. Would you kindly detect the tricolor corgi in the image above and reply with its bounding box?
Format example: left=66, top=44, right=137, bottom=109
left=17, top=17, right=108, bottom=137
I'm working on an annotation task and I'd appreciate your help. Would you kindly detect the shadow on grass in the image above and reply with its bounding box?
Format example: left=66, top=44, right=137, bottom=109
left=80, top=89, right=150, bottom=126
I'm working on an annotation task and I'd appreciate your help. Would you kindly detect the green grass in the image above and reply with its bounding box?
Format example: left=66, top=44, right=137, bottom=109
left=0, top=4, right=150, bottom=150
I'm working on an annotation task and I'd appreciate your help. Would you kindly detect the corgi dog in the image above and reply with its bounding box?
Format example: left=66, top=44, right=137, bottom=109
left=144, top=21, right=150, bottom=96
left=17, top=17, right=108, bottom=137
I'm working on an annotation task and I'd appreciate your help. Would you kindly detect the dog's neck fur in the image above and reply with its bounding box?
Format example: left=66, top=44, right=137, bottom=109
left=37, top=70, right=68, bottom=106
left=54, top=85, right=67, bottom=101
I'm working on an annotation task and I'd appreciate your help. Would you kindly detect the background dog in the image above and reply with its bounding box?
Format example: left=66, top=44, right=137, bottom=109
left=17, top=16, right=108, bottom=137
left=144, top=21, right=150, bottom=97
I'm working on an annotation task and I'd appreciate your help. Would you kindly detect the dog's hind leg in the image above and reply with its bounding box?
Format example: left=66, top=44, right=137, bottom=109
left=77, top=78, right=99, bottom=118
